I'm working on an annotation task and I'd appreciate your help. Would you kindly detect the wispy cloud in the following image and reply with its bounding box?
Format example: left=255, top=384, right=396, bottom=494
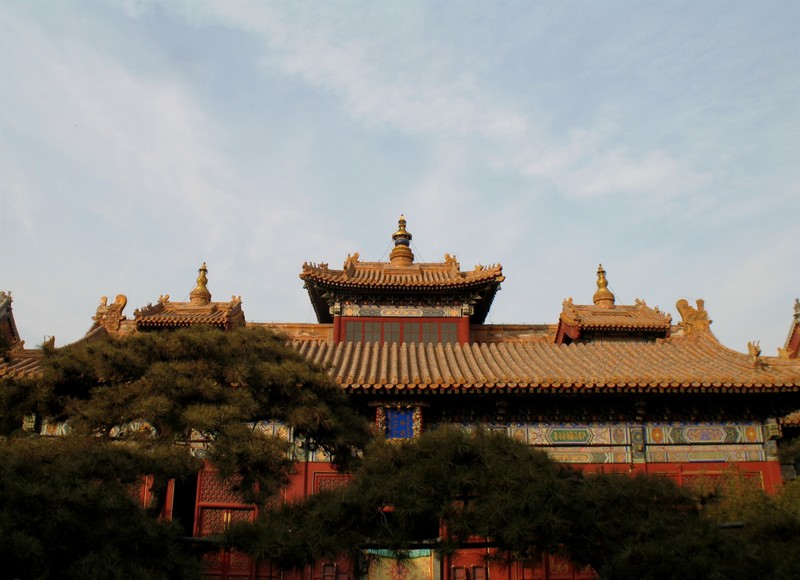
left=178, top=2, right=718, bottom=208
left=1, top=1, right=798, bottom=354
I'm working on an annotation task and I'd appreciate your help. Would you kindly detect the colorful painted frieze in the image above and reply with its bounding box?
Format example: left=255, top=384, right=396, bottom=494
left=544, top=446, right=631, bottom=464
left=646, top=444, right=766, bottom=463
left=646, top=423, right=763, bottom=445
left=506, top=424, right=629, bottom=446
left=342, top=305, right=463, bottom=317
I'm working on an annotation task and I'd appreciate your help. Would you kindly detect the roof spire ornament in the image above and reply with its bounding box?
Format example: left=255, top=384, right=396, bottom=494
left=189, top=262, right=212, bottom=306
left=389, top=214, right=415, bottom=266
left=592, top=264, right=615, bottom=309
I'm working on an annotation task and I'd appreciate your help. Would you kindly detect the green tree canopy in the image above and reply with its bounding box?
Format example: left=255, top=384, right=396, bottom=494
left=0, top=436, right=200, bottom=580
left=228, top=426, right=800, bottom=579
left=0, top=326, right=372, bottom=578
left=3, top=326, right=371, bottom=499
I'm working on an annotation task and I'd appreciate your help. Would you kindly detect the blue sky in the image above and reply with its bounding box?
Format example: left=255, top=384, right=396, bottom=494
left=1, top=1, right=798, bottom=354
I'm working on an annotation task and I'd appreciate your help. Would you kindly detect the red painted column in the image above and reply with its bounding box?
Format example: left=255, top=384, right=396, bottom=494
left=333, top=315, right=342, bottom=343
left=458, top=316, right=470, bottom=344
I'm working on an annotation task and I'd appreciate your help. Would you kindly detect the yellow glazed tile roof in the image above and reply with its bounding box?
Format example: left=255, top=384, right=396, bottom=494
left=135, top=301, right=244, bottom=329
left=292, top=334, right=800, bottom=393
left=557, top=266, right=672, bottom=336
left=300, top=218, right=505, bottom=324
left=133, top=264, right=245, bottom=331
left=300, top=257, right=504, bottom=291
left=0, top=350, right=44, bottom=380
left=300, top=217, right=504, bottom=292
left=559, top=301, right=672, bottom=332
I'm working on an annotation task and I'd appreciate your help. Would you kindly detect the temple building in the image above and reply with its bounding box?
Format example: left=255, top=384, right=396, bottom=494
left=2, top=217, right=800, bottom=580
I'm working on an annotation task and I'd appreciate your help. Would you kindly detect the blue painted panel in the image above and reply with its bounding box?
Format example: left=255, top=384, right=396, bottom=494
left=386, top=408, right=414, bottom=439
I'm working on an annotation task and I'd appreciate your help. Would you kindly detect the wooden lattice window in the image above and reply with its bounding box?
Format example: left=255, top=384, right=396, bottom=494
left=343, top=319, right=460, bottom=344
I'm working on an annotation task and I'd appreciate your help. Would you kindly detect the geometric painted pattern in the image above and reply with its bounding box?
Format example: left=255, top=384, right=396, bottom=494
left=463, top=421, right=769, bottom=465
left=508, top=424, right=629, bottom=446
left=646, top=423, right=763, bottom=445
left=544, top=446, right=631, bottom=464
left=647, top=444, right=766, bottom=463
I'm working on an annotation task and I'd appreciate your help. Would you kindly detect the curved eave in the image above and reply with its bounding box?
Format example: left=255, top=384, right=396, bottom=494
left=293, top=337, right=800, bottom=396
left=0, top=350, right=44, bottom=380
left=578, top=324, right=671, bottom=332
left=343, top=383, right=800, bottom=394
left=136, top=319, right=229, bottom=329
left=303, top=278, right=503, bottom=324
left=300, top=275, right=505, bottom=293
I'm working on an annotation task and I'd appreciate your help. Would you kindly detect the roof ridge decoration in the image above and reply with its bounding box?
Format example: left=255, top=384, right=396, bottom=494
left=747, top=340, right=764, bottom=368
left=91, top=295, right=128, bottom=334
left=676, top=298, right=712, bottom=336
left=299, top=216, right=505, bottom=324
left=592, top=264, right=615, bottom=308
left=0, top=290, right=24, bottom=352
left=561, top=298, right=580, bottom=327
left=344, top=253, right=360, bottom=277
left=778, top=298, right=800, bottom=359
left=555, top=267, right=672, bottom=344
left=133, top=264, right=245, bottom=331
left=444, top=253, right=460, bottom=272
left=190, top=262, right=211, bottom=306
left=389, top=214, right=414, bottom=266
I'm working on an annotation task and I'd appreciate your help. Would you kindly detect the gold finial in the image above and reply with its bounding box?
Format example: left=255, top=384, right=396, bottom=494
left=189, top=262, right=211, bottom=305
left=592, top=264, right=615, bottom=308
left=390, top=215, right=414, bottom=266
left=392, top=214, right=413, bottom=243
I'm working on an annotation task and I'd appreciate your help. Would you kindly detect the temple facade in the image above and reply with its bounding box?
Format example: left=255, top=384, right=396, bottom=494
left=3, top=217, right=800, bottom=580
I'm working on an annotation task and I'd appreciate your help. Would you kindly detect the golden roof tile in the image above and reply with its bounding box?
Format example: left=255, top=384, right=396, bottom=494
left=301, top=258, right=504, bottom=290
left=134, top=264, right=245, bottom=331
left=560, top=301, right=673, bottom=332
left=0, top=350, right=44, bottom=380
left=300, top=217, right=505, bottom=324
left=292, top=333, right=800, bottom=393
left=558, top=266, right=672, bottom=338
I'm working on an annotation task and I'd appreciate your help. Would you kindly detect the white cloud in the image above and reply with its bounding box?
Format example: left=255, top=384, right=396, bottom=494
left=174, top=2, right=721, bottom=210
left=1, top=1, right=797, bottom=356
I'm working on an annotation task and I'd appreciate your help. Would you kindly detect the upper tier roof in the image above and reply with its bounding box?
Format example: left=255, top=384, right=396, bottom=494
left=82, top=264, right=246, bottom=335
left=300, top=258, right=504, bottom=291
left=300, top=216, right=504, bottom=323
left=556, top=265, right=673, bottom=342
left=132, top=263, right=245, bottom=331
left=560, top=302, right=672, bottom=332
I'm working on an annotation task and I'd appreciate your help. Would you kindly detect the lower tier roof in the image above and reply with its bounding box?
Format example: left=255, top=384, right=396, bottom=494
left=292, top=334, right=800, bottom=393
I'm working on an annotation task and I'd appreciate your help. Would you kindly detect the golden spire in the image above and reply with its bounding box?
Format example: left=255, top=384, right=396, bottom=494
left=189, top=262, right=212, bottom=306
left=389, top=214, right=415, bottom=266
left=592, top=264, right=615, bottom=308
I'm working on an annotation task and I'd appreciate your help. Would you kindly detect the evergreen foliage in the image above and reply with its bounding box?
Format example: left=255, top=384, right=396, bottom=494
left=0, top=326, right=371, bottom=577
left=228, top=427, right=800, bottom=579
left=0, top=436, right=199, bottom=579
left=3, top=325, right=800, bottom=578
